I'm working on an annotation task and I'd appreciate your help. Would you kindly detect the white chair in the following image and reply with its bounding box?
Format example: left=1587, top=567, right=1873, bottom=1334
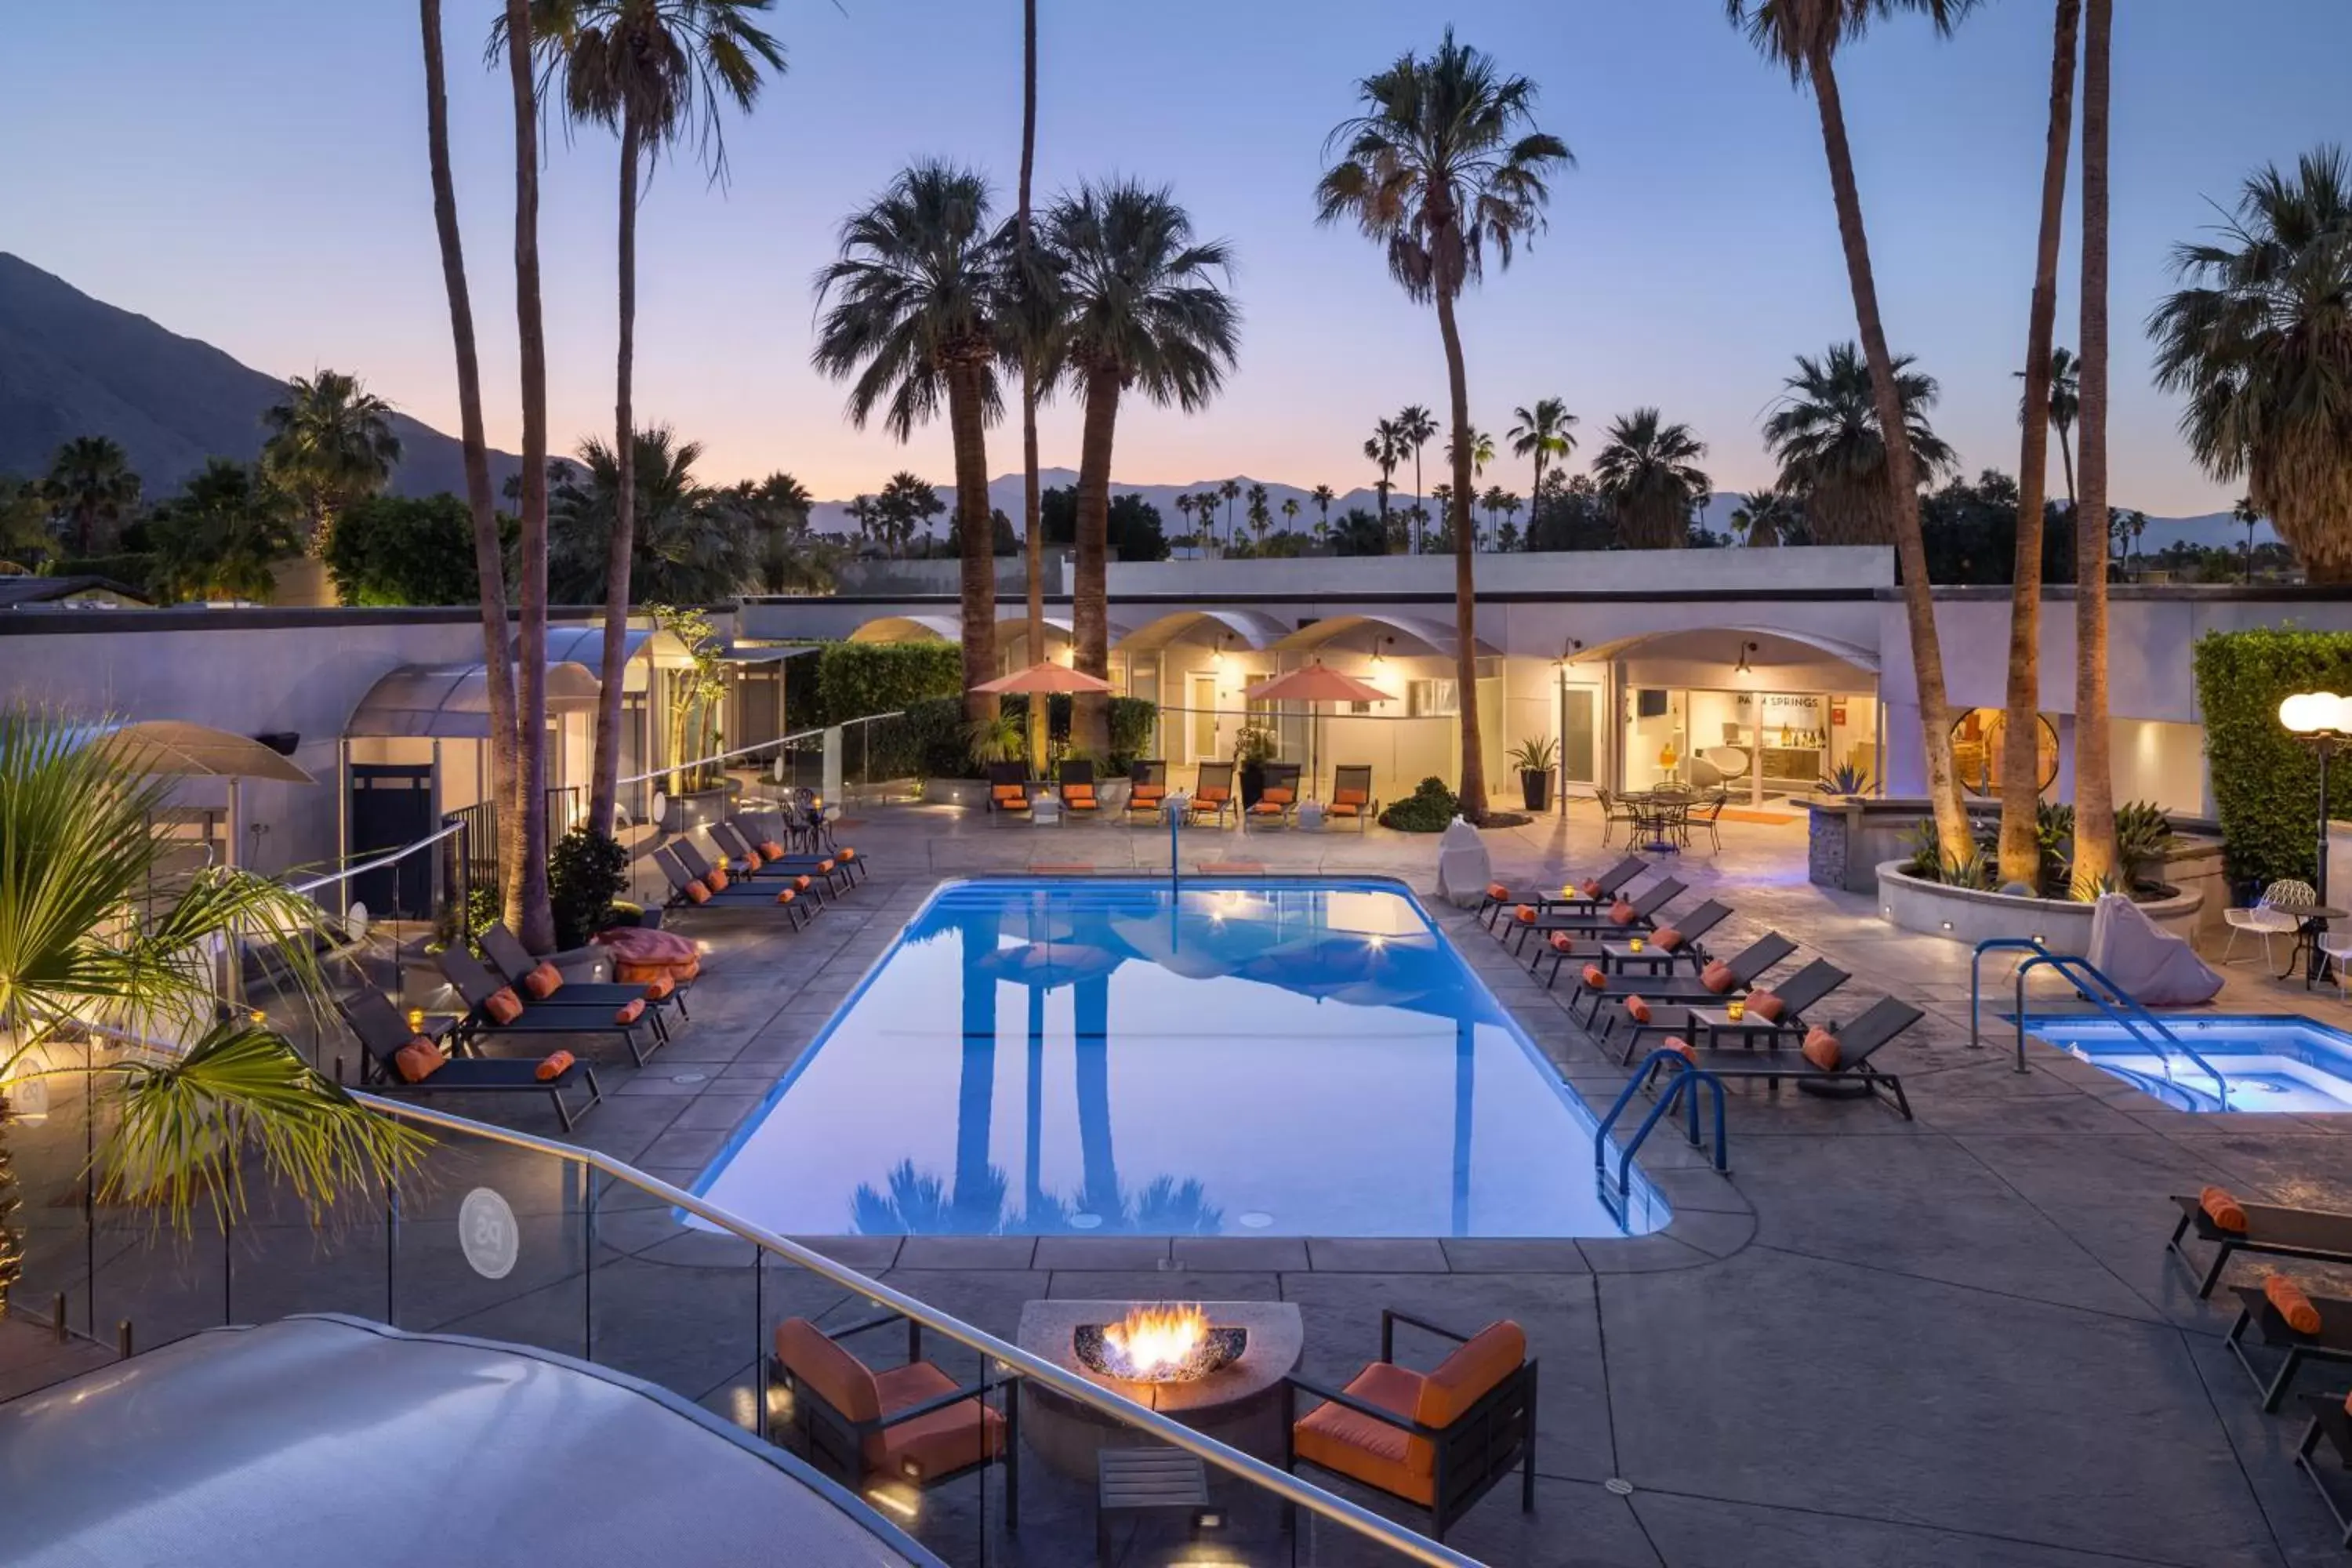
left=2322, top=931, right=2352, bottom=1001
left=2221, top=878, right=2314, bottom=967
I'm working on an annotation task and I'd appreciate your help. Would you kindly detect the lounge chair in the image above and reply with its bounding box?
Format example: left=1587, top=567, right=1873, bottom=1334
left=1477, top=856, right=1654, bottom=932
left=650, top=844, right=817, bottom=928
left=479, top=922, right=688, bottom=1024
left=1565, top=931, right=1801, bottom=1025
left=741, top=806, right=866, bottom=881
left=1533, top=899, right=1735, bottom=996
left=770, top=1312, right=1014, bottom=1521
left=2292, top=1390, right=2352, bottom=1548
left=1123, top=760, right=1169, bottom=824
left=437, top=944, right=666, bottom=1068
left=985, top=761, right=1035, bottom=826
left=1189, top=761, right=1236, bottom=826
left=337, top=989, right=601, bottom=1132
left=2168, top=1194, right=2352, bottom=1299
left=2227, top=1283, right=2352, bottom=1410
left=1284, top=1310, right=1536, bottom=1544
left=1504, top=877, right=1686, bottom=956
left=1596, top=958, right=1848, bottom=1062
left=1057, top=758, right=1102, bottom=821
left=1657, top=996, right=1925, bottom=1120
left=1247, top=761, right=1303, bottom=828
left=700, top=822, right=850, bottom=899
left=1327, top=764, right=1377, bottom=831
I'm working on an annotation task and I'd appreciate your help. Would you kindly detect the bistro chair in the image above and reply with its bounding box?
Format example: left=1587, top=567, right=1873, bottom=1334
left=1247, top=761, right=1303, bottom=828
left=1189, top=761, right=1236, bottom=827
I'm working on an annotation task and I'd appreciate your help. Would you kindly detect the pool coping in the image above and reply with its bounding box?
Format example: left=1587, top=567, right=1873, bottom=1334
left=648, top=871, right=1758, bottom=1277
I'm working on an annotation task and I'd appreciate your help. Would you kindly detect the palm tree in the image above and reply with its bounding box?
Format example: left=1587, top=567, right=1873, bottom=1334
left=0, top=475, right=47, bottom=567
left=1593, top=409, right=1710, bottom=550
left=1450, top=427, right=1495, bottom=482
left=260, top=371, right=403, bottom=559
left=147, top=459, right=303, bottom=602
left=1218, top=477, right=1242, bottom=554
left=1729, top=488, right=1799, bottom=546
left=1246, top=481, right=1271, bottom=549
left=2234, top=495, right=2264, bottom=583
left=1497, top=488, right=1523, bottom=550
left=728, top=472, right=836, bottom=593
left=1396, top=403, right=1439, bottom=552
left=1280, top=495, right=1301, bottom=536
left=1479, top=484, right=1506, bottom=548
left=1760, top=342, right=1955, bottom=544
left=2015, top=345, right=2082, bottom=512
left=1044, top=179, right=1240, bottom=755
left=550, top=427, right=750, bottom=603
left=812, top=162, right=1007, bottom=721
left=1318, top=28, right=1571, bottom=822
left=1726, top=0, right=1980, bottom=863
left=42, top=436, right=142, bottom=557
left=1173, top=492, right=1196, bottom=556
left=420, top=0, right=523, bottom=949
left=1012, top=0, right=1048, bottom=766
left=844, top=492, right=878, bottom=554
left=2072, top=0, right=2116, bottom=887
left=2151, top=147, right=2352, bottom=583
left=0, top=708, right=423, bottom=1315
left=1363, top=419, right=1403, bottom=525
left=1310, top=481, right=1336, bottom=541
left=1508, top=397, right=1577, bottom=510
left=516, top=0, right=785, bottom=842
left=1996, top=0, right=2082, bottom=889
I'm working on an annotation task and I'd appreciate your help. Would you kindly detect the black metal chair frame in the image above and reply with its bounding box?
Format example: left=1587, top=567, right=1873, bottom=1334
left=2166, top=1197, right=2352, bottom=1299
left=1328, top=765, right=1377, bottom=833
left=2294, top=1391, right=2352, bottom=1549
left=2226, top=1285, right=2352, bottom=1411
left=1123, top=760, right=1170, bottom=826
left=337, top=992, right=602, bottom=1132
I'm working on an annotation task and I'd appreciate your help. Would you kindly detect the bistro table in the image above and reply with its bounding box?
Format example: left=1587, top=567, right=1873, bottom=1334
left=1619, top=788, right=1695, bottom=854
left=2270, top=904, right=2350, bottom=989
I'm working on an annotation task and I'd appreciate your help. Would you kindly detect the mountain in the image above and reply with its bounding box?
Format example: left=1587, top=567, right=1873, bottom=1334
left=0, top=252, right=527, bottom=498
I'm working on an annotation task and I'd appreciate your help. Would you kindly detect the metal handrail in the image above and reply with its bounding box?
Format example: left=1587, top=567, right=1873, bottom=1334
left=347, top=1092, right=1481, bottom=1568
left=289, top=822, right=466, bottom=898
left=1594, top=1051, right=1729, bottom=1189
left=615, top=710, right=906, bottom=793
left=1971, top=937, right=2230, bottom=1108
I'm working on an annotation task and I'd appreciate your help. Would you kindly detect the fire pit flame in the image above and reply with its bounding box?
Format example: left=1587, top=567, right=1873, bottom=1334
left=1074, top=1303, right=1247, bottom=1384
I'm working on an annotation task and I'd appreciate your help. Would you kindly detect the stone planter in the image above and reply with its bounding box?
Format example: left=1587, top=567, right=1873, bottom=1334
left=1519, top=768, right=1555, bottom=812
left=1873, top=860, right=2204, bottom=955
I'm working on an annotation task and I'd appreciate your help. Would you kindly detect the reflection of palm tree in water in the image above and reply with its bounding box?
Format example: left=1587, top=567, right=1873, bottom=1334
left=953, top=902, right=1002, bottom=1232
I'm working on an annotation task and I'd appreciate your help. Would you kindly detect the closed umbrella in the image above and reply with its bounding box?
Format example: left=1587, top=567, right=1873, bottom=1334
left=1241, top=662, right=1396, bottom=800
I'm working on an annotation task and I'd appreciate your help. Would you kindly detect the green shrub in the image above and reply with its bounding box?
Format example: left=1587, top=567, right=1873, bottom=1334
left=549, top=827, right=628, bottom=949
left=2192, top=627, right=2352, bottom=887
left=1379, top=776, right=1459, bottom=833
left=327, top=492, right=512, bottom=606
left=815, top=641, right=962, bottom=726
left=1106, top=697, right=1156, bottom=771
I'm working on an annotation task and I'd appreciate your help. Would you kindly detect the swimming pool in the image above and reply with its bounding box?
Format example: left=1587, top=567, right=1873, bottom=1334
left=691, top=877, right=1668, bottom=1238
left=2020, top=1013, right=2352, bottom=1113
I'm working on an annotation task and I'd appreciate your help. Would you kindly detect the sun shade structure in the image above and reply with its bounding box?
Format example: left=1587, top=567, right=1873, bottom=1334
left=344, top=661, right=600, bottom=741
left=69, top=719, right=317, bottom=785
left=971, top=660, right=1116, bottom=695
left=1241, top=662, right=1397, bottom=801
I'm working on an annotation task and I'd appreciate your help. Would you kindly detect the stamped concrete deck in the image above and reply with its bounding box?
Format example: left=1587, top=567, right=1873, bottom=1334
left=14, top=798, right=2352, bottom=1566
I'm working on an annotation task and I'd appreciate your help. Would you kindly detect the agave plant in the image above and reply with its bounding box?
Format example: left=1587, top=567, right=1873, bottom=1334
left=0, top=707, right=423, bottom=1310
left=1507, top=735, right=1559, bottom=774
left=1814, top=761, right=1871, bottom=797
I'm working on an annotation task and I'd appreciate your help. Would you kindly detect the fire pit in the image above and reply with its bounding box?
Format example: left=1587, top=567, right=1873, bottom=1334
left=1017, top=1300, right=1303, bottom=1479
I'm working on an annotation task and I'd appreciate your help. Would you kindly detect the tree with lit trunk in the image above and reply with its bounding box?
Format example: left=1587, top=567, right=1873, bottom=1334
left=2070, top=0, right=2116, bottom=887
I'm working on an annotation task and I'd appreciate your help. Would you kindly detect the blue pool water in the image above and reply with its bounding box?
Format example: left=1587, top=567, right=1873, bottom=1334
left=691, top=877, right=1668, bottom=1237
left=2020, top=1013, right=2352, bottom=1113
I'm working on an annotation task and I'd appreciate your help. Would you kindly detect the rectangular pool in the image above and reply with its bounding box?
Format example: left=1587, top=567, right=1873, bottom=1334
left=2021, top=1013, right=2352, bottom=1113
left=691, top=877, right=1667, bottom=1237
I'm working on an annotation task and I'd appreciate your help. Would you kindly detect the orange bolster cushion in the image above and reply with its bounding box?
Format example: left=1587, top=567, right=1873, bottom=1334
left=817, top=859, right=835, bottom=874
left=760, top=839, right=787, bottom=859
left=1582, top=964, right=1608, bottom=992
left=1745, top=989, right=1785, bottom=1022
left=1625, top=995, right=1652, bottom=1024
left=1262, top=786, right=1294, bottom=804
left=643, top=975, right=676, bottom=1002
left=1334, top=786, right=1368, bottom=805
left=1548, top=931, right=1573, bottom=953
left=741, top=845, right=767, bottom=866
left=522, top=961, right=564, bottom=1000
left=706, top=866, right=731, bottom=892
left=2201, top=1185, right=2249, bottom=1233
left=837, top=847, right=856, bottom=860
left=684, top=878, right=712, bottom=904
left=1802, top=1027, right=1842, bottom=1072
left=483, top=986, right=525, bottom=1025
left=775, top=887, right=797, bottom=906
left=615, top=998, right=646, bottom=1026
left=1608, top=898, right=1638, bottom=927
left=394, top=1038, right=448, bottom=1083
left=2267, top=1272, right=2323, bottom=1335
left=1582, top=878, right=1602, bottom=898
left=1661, top=1035, right=1696, bottom=1062
left=1651, top=927, right=1683, bottom=952
left=1486, top=882, right=1510, bottom=902
left=1700, top=960, right=1737, bottom=994
left=535, top=1049, right=575, bottom=1082
left=793, top=874, right=812, bottom=891
left=1515, top=905, right=1536, bottom=924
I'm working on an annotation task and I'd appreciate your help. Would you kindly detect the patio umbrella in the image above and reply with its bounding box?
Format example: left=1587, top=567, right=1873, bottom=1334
left=971, top=660, right=1115, bottom=695
left=1241, top=662, right=1396, bottom=800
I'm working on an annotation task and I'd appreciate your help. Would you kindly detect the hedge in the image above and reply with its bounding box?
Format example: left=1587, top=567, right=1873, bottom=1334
left=811, top=641, right=962, bottom=727
left=2191, top=626, right=2352, bottom=887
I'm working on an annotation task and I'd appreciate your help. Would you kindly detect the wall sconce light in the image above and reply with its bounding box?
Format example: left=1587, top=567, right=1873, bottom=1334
left=1370, top=636, right=1394, bottom=666
left=1733, top=641, right=1759, bottom=676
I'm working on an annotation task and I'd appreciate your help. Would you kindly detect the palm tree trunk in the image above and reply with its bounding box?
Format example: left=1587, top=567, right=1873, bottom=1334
left=1070, top=367, right=1121, bottom=757
left=1018, top=0, right=1047, bottom=768
left=2057, top=427, right=2078, bottom=513
left=504, top=0, right=555, bottom=951
left=2071, top=0, right=2116, bottom=886
left=1806, top=39, right=1969, bottom=860
left=947, top=359, right=997, bottom=725
left=420, top=0, right=521, bottom=931
left=1435, top=287, right=1486, bottom=824
left=1998, top=0, right=2082, bottom=889
left=589, top=114, right=642, bottom=844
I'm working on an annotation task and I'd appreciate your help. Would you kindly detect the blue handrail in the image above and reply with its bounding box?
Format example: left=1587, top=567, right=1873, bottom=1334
left=1593, top=1050, right=1730, bottom=1189
left=1970, top=937, right=2230, bottom=1109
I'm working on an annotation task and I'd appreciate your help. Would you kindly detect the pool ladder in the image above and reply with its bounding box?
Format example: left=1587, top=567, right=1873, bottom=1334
left=1969, top=938, right=2230, bottom=1110
left=1594, top=1050, right=1730, bottom=1198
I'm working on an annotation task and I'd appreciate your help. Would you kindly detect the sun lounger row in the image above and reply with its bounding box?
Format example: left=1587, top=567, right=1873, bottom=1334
left=985, top=760, right=1378, bottom=829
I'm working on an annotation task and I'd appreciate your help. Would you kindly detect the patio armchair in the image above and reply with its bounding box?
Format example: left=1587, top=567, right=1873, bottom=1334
left=2222, top=879, right=2314, bottom=967
left=1595, top=787, right=1642, bottom=845
left=648, top=844, right=815, bottom=931
left=1189, top=761, right=1236, bottom=826
left=1057, top=757, right=1102, bottom=820
left=985, top=761, right=1036, bottom=826
left=436, top=943, right=667, bottom=1068
left=1685, top=790, right=1731, bottom=851
left=479, top=922, right=689, bottom=1024
left=1123, top=760, right=1169, bottom=824
left=771, top=1313, right=1014, bottom=1522
left=1284, top=1310, right=1536, bottom=1544
left=1327, top=764, right=1377, bottom=831
left=1595, top=956, right=1847, bottom=1059
left=2167, top=1191, right=2352, bottom=1299
left=336, top=989, right=601, bottom=1133
left=1247, top=761, right=1303, bottom=827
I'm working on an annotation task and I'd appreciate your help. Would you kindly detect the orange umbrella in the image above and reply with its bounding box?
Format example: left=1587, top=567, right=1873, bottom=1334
left=1242, top=662, right=1396, bottom=800
left=972, top=660, right=1115, bottom=695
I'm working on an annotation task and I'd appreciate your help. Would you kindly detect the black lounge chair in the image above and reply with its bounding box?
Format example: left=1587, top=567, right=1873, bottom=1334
left=650, top=844, right=815, bottom=927
left=1534, top=898, right=1733, bottom=991
left=2227, top=1285, right=2352, bottom=1410
left=701, top=822, right=846, bottom=901
left=1189, top=761, right=1237, bottom=826
left=1658, top=996, right=1925, bottom=1120
left=1247, top=761, right=1303, bottom=828
left=1599, top=959, right=1849, bottom=1062
left=1123, top=760, right=1169, bottom=824
left=437, top=944, right=666, bottom=1068
left=1057, top=758, right=1102, bottom=820
left=2168, top=1196, right=2352, bottom=1299
left=1505, top=877, right=1686, bottom=956
left=1327, top=764, right=1377, bottom=830
left=985, top=761, right=1036, bottom=825
left=478, top=923, right=688, bottom=1025
left=1570, top=931, right=1800, bottom=1022
left=337, top=989, right=601, bottom=1132
left=1475, top=855, right=1652, bottom=932
left=2293, top=1390, right=2352, bottom=1548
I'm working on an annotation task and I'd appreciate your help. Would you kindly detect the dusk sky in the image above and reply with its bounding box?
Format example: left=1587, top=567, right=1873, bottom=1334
left=8, top=1, right=2347, bottom=514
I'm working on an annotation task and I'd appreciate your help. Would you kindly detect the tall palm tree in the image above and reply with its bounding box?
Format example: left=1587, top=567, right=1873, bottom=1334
left=0, top=475, right=48, bottom=567
left=260, top=371, right=403, bottom=559
left=550, top=427, right=750, bottom=603
left=1173, top=492, right=1196, bottom=556
left=812, top=162, right=1007, bottom=721
left=1997, top=0, right=2082, bottom=890
left=1014, top=0, right=1047, bottom=766
left=41, top=436, right=141, bottom=557
left=845, top=492, right=880, bottom=554
left=1497, top=488, right=1523, bottom=549
left=1593, top=409, right=1710, bottom=550
left=1729, top=488, right=1800, bottom=546
left=2151, top=146, right=2352, bottom=583
left=2234, top=495, right=2264, bottom=583
left=1318, top=28, right=1571, bottom=821
left=420, top=0, right=522, bottom=944
left=1761, top=342, right=1955, bottom=544
left=1726, top=0, right=1980, bottom=862
left=728, top=471, right=835, bottom=593
left=1246, top=481, right=1271, bottom=550
left=1508, top=397, right=1577, bottom=508
left=1218, top=477, right=1241, bottom=554
left=1310, top=481, right=1336, bottom=540
left=147, top=459, right=303, bottom=602
left=2072, top=0, right=2116, bottom=886
left=517, top=0, right=785, bottom=842
left=1396, top=403, right=1439, bottom=553
left=1281, top=495, right=1300, bottom=536
left=2015, top=345, right=2082, bottom=511
left=0, top=708, right=423, bottom=1315
left=1363, top=419, right=1403, bottom=525
left=1044, top=179, right=1240, bottom=755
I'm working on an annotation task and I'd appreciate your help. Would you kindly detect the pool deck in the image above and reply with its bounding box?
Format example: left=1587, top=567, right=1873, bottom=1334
left=21, top=799, right=2352, bottom=1566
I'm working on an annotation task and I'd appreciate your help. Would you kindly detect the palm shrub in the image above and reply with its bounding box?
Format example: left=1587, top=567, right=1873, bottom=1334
left=1379, top=776, right=1461, bottom=833
left=0, top=708, right=421, bottom=1312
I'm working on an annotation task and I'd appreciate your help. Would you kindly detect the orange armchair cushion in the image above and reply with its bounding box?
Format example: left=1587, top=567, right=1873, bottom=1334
left=1744, top=989, right=1785, bottom=1022
left=1063, top=783, right=1095, bottom=804
left=1608, top=898, right=1638, bottom=927
left=2201, top=1185, right=2249, bottom=1232
left=1802, top=1027, right=1842, bottom=1072
left=1131, top=785, right=1166, bottom=802
left=535, top=1049, right=575, bottom=1082
left=1699, top=960, right=1737, bottom=994
left=521, top=962, right=564, bottom=1000
left=873, top=1361, right=1006, bottom=1480
left=1293, top=1360, right=1433, bottom=1505
left=1261, top=786, right=1294, bottom=804
left=993, top=784, right=1029, bottom=804
left=775, top=1318, right=883, bottom=1432
left=1197, top=786, right=1230, bottom=804
left=1334, top=786, right=1369, bottom=806
left=2267, top=1272, right=2323, bottom=1334
left=1414, top=1321, right=1527, bottom=1448
left=483, top=986, right=525, bottom=1025
left=394, top=1038, right=448, bottom=1083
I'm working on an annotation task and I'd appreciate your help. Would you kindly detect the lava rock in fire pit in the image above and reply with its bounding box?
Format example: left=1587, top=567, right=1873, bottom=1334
left=1074, top=1323, right=1248, bottom=1384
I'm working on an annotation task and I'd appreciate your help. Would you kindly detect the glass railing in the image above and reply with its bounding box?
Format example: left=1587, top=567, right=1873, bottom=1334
left=8, top=1084, right=1477, bottom=1567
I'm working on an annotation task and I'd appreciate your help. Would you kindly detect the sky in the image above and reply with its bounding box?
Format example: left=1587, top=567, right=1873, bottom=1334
left=5, top=0, right=2348, bottom=515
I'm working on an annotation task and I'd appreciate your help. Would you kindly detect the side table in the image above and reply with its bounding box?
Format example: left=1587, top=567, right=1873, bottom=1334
left=1098, top=1445, right=1213, bottom=1566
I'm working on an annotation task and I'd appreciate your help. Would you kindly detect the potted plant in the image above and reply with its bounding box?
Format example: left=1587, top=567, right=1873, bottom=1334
left=1508, top=735, right=1558, bottom=813
left=1233, top=723, right=1278, bottom=809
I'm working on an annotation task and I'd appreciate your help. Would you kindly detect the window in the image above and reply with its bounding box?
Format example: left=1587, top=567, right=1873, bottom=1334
left=1408, top=679, right=1459, bottom=718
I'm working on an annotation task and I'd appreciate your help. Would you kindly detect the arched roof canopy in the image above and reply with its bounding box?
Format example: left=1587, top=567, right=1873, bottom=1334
left=997, top=613, right=1132, bottom=643
left=520, top=626, right=699, bottom=670
left=1274, top=612, right=1499, bottom=661
left=1567, top=624, right=1879, bottom=675
left=71, top=720, right=317, bottom=784
left=346, top=662, right=601, bottom=740
left=846, top=614, right=959, bottom=644
left=1116, top=608, right=1293, bottom=654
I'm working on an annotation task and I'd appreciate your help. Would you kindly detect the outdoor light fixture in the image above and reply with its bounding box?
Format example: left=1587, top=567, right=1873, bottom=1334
left=1370, top=635, right=1394, bottom=666
left=1733, top=640, right=1759, bottom=676
left=2280, top=691, right=2352, bottom=905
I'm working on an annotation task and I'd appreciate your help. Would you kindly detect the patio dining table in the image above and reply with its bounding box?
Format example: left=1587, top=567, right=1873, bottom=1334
left=1620, top=788, right=1697, bottom=854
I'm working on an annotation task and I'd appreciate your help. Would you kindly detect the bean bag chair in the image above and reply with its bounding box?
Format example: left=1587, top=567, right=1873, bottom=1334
left=2085, top=892, right=2220, bottom=1007
left=592, top=924, right=702, bottom=985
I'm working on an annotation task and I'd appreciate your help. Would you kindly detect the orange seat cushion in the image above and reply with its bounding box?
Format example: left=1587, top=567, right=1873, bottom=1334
left=535, top=1049, right=575, bottom=1082
left=1294, top=1359, right=1433, bottom=1506
left=684, top=879, right=712, bottom=905
left=1651, top=927, right=1683, bottom=952
left=706, top=866, right=731, bottom=892
left=522, top=962, right=564, bottom=1000
left=1608, top=899, right=1638, bottom=927
left=1744, top=989, right=1785, bottom=1022
left=1334, top=786, right=1369, bottom=806
left=873, top=1360, right=1006, bottom=1481
left=483, top=986, right=525, bottom=1025
left=1416, top=1322, right=1526, bottom=1436
left=1624, top=995, right=1652, bottom=1024
left=760, top=839, right=787, bottom=859
left=1699, top=960, right=1737, bottom=994
left=1132, top=786, right=1166, bottom=803
left=1802, top=1027, right=1842, bottom=1072
left=2201, top=1185, right=2249, bottom=1233
left=2267, top=1272, right=2324, bottom=1334
left=394, top=1038, right=448, bottom=1083
left=1329, top=801, right=1360, bottom=816
left=1261, top=786, right=1294, bottom=805
left=1064, top=784, right=1095, bottom=804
